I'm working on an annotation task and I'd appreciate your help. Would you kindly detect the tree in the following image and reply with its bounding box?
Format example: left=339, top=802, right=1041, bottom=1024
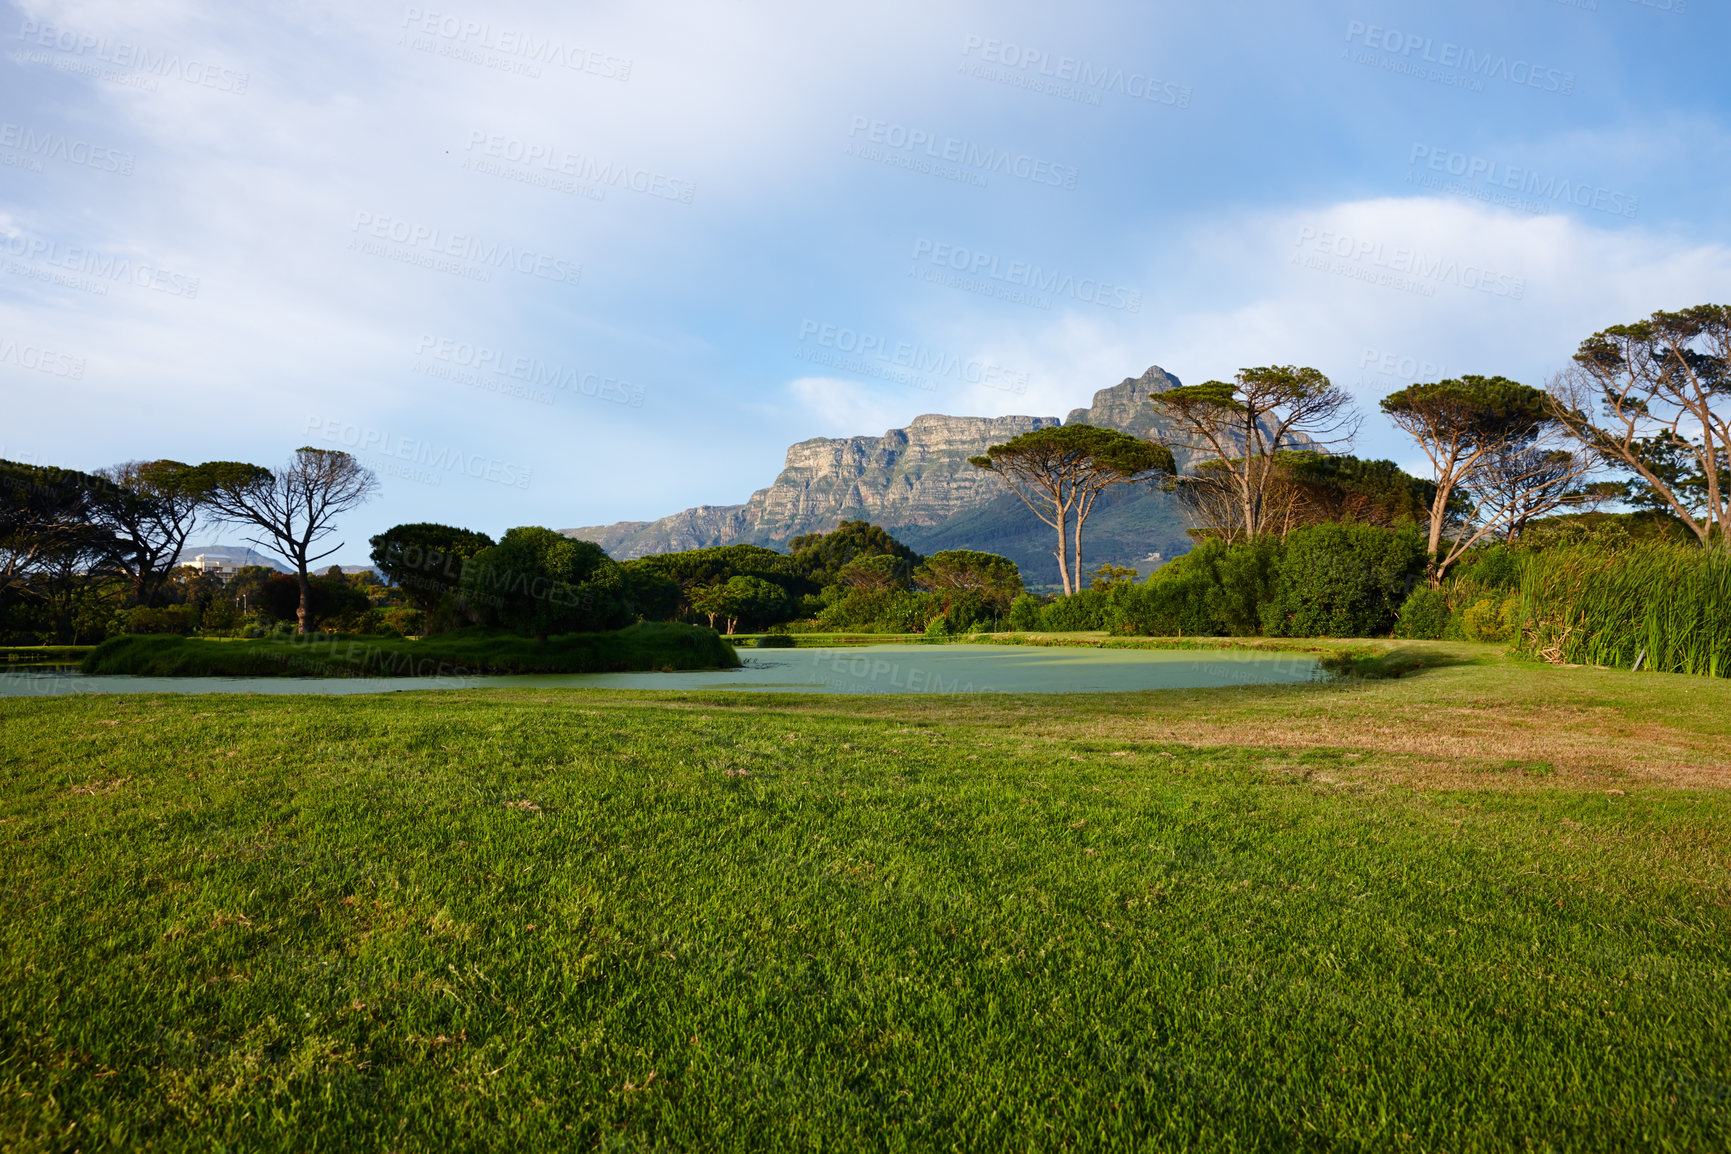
left=196, top=449, right=379, bottom=634
left=1474, top=446, right=1595, bottom=543
left=691, top=575, right=789, bottom=634
left=90, top=460, right=215, bottom=607
left=1381, top=375, right=1585, bottom=582
left=970, top=425, right=1174, bottom=594
left=836, top=553, right=911, bottom=591
left=1088, top=563, right=1139, bottom=591
left=631, top=544, right=812, bottom=616
left=1550, top=304, right=1731, bottom=546
left=369, top=523, right=496, bottom=614
left=786, top=521, right=921, bottom=587
left=0, top=460, right=116, bottom=615
left=620, top=560, right=683, bottom=621
left=1149, top=366, right=1358, bottom=541
left=459, top=527, right=629, bottom=640
left=913, top=550, right=1024, bottom=613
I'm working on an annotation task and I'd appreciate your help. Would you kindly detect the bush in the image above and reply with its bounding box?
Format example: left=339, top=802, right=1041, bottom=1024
left=1260, top=524, right=1426, bottom=638
left=1006, top=593, right=1045, bottom=632
left=1460, top=595, right=1521, bottom=643
left=755, top=633, right=796, bottom=648
left=1393, top=588, right=1451, bottom=640
left=381, top=606, right=425, bottom=636
left=124, top=605, right=198, bottom=635
left=1035, top=589, right=1112, bottom=631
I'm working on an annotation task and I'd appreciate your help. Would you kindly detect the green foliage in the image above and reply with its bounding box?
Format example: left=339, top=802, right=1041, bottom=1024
left=79, top=622, right=738, bottom=677
left=1459, top=595, right=1522, bottom=644
left=1006, top=592, right=1044, bottom=631
left=460, top=527, right=630, bottom=639
left=1393, top=588, right=1451, bottom=640
left=914, top=549, right=1023, bottom=612
left=619, top=561, right=682, bottom=622
left=755, top=632, right=796, bottom=648
left=1379, top=375, right=1548, bottom=439
left=255, top=572, right=370, bottom=628
left=691, top=576, right=792, bottom=634
left=1260, top=524, right=1426, bottom=638
left=123, top=605, right=198, bottom=635
left=1088, top=563, right=1140, bottom=591
left=1457, top=544, right=1523, bottom=589
left=1277, top=452, right=1438, bottom=528
left=369, top=522, right=496, bottom=613
left=786, top=520, right=922, bottom=587
left=836, top=553, right=912, bottom=591
left=1519, top=542, right=1731, bottom=676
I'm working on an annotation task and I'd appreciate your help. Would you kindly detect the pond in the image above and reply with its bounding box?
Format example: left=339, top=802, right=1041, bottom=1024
left=0, top=644, right=1323, bottom=697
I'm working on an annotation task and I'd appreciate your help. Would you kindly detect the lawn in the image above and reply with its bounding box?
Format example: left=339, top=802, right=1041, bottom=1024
left=2, top=648, right=1728, bottom=1151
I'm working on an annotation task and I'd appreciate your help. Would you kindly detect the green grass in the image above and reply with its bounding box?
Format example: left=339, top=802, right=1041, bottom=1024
left=76, top=623, right=740, bottom=678
left=2, top=660, right=1729, bottom=1151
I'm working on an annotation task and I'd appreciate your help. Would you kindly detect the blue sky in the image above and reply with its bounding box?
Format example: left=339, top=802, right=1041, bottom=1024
left=2, top=0, right=1727, bottom=563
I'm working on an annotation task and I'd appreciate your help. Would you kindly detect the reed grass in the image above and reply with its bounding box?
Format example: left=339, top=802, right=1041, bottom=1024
left=1519, top=543, right=1731, bottom=676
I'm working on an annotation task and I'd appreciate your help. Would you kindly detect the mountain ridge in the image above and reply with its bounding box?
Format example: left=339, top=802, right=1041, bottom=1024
left=564, top=366, right=1196, bottom=584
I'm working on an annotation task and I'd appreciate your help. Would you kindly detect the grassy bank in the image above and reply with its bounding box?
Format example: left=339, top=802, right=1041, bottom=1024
left=2, top=655, right=1728, bottom=1150
left=77, top=623, right=739, bottom=678
left=1, top=645, right=94, bottom=665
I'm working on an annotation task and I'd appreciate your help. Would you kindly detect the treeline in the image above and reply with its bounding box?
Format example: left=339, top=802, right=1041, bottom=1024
left=372, top=519, right=1025, bottom=639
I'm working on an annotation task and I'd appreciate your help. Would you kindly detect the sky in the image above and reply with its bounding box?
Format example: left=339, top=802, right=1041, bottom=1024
left=2, top=0, right=1728, bottom=565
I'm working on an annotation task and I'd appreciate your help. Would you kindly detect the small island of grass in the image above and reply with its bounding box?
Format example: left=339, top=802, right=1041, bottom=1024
left=78, top=622, right=739, bottom=678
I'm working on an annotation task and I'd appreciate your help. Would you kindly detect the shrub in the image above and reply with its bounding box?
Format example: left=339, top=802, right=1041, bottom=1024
left=1006, top=593, right=1045, bottom=632
left=1460, top=595, right=1521, bottom=643
left=1393, top=588, right=1451, bottom=640
left=381, top=606, right=425, bottom=636
left=1260, top=524, right=1426, bottom=638
left=755, top=633, right=796, bottom=648
left=1036, top=589, right=1112, bottom=631
left=1109, top=569, right=1218, bottom=636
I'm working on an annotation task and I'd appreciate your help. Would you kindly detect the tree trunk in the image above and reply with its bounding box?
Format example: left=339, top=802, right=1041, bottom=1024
left=1072, top=510, right=1084, bottom=592
left=295, top=566, right=313, bottom=634
left=1054, top=507, right=1072, bottom=595
left=1425, top=478, right=1454, bottom=589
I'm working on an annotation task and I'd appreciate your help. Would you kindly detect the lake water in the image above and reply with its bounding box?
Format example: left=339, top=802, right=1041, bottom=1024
left=0, top=644, right=1321, bottom=698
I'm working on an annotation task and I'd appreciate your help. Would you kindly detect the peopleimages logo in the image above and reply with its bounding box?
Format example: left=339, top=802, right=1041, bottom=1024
left=15, top=19, right=249, bottom=93
left=959, top=36, right=1192, bottom=108
left=0, top=336, right=85, bottom=379
left=846, top=117, right=1078, bottom=190
left=414, top=336, right=646, bottom=407
left=796, top=321, right=1028, bottom=395
left=0, top=122, right=134, bottom=174
left=1407, top=145, right=1637, bottom=219
left=909, top=239, right=1141, bottom=313
left=1343, top=22, right=1575, bottom=95
left=1293, top=227, right=1526, bottom=300
left=349, top=212, right=581, bottom=285
left=462, top=131, right=694, bottom=204
left=0, top=234, right=199, bottom=298
left=400, top=9, right=632, bottom=79
left=304, top=417, right=533, bottom=490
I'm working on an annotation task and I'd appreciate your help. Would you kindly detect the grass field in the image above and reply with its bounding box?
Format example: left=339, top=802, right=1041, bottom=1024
left=3, top=644, right=1729, bottom=1150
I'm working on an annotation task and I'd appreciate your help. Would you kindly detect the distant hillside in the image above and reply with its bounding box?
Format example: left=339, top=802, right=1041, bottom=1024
left=565, top=366, right=1198, bottom=586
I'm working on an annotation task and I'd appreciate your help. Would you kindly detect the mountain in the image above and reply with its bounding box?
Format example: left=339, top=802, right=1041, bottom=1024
left=564, top=366, right=1197, bottom=586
